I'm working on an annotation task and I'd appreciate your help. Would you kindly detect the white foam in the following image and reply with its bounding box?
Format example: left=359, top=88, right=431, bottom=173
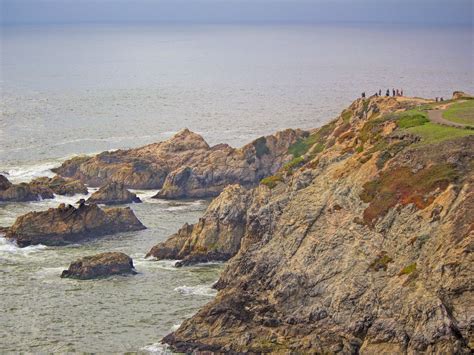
left=0, top=237, right=47, bottom=255
left=140, top=343, right=171, bottom=354
left=174, top=284, right=217, bottom=297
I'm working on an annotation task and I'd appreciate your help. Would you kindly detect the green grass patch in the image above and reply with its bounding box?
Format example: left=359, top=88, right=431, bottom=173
left=406, top=122, right=474, bottom=145
left=442, top=100, right=474, bottom=126
left=369, top=252, right=393, bottom=271
left=399, top=263, right=417, bottom=276
left=260, top=175, right=283, bottom=189
left=396, top=110, right=429, bottom=128
left=288, top=122, right=335, bottom=158
left=283, top=156, right=305, bottom=172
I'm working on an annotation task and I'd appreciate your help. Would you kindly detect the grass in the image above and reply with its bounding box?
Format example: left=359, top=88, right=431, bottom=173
left=442, top=100, right=474, bottom=126
left=260, top=175, right=283, bottom=189
left=396, top=110, right=429, bottom=128
left=360, top=163, right=458, bottom=226
left=406, top=122, right=474, bottom=145
left=283, top=156, right=305, bottom=172
left=399, top=263, right=417, bottom=276
left=369, top=252, right=393, bottom=271
left=288, top=121, right=335, bottom=158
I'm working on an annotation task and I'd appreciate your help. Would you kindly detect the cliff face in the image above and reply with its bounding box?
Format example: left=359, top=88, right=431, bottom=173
left=53, top=128, right=305, bottom=198
left=160, top=96, right=473, bottom=353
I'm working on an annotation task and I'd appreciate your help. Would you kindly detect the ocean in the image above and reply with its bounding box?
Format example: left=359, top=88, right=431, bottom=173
left=0, top=23, right=472, bottom=352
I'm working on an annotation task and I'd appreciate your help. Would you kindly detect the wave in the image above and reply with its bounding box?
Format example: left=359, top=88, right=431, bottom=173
left=140, top=343, right=172, bottom=354
left=0, top=237, right=47, bottom=255
left=174, top=284, right=217, bottom=297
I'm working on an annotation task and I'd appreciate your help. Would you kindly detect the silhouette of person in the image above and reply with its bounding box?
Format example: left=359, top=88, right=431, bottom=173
left=386, top=89, right=390, bottom=96
left=379, top=89, right=382, bottom=96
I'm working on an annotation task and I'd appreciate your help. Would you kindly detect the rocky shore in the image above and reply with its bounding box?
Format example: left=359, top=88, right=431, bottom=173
left=86, top=182, right=141, bottom=205
left=5, top=203, right=145, bottom=247
left=157, top=94, right=473, bottom=353
left=53, top=128, right=305, bottom=199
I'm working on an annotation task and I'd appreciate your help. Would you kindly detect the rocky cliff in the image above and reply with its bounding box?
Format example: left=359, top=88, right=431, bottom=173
left=53, top=128, right=305, bottom=198
left=158, top=95, right=473, bottom=353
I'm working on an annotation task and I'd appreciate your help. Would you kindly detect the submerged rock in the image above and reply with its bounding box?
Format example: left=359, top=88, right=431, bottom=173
left=161, top=95, right=474, bottom=353
left=5, top=203, right=146, bottom=247
left=86, top=182, right=141, bottom=205
left=53, top=128, right=305, bottom=198
left=61, top=252, right=136, bottom=280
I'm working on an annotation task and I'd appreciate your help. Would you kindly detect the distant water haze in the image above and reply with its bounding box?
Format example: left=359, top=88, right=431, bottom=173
left=1, top=24, right=472, bottom=172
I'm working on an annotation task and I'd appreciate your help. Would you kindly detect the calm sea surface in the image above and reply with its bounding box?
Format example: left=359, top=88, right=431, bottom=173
left=0, top=24, right=472, bottom=352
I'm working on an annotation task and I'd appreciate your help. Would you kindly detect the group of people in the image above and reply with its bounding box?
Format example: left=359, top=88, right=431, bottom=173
left=361, top=88, right=404, bottom=98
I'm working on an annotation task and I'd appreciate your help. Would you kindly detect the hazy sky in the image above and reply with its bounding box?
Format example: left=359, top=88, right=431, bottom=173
left=1, top=0, right=472, bottom=26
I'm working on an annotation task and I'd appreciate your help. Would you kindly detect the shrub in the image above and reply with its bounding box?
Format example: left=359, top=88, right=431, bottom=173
left=260, top=175, right=283, bottom=189
left=399, top=263, right=417, bottom=276
left=253, top=137, right=270, bottom=158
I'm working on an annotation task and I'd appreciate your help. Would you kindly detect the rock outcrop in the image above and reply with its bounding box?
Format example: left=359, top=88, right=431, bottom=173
left=5, top=203, right=146, bottom=247
left=0, top=174, right=54, bottom=202
left=86, top=182, right=141, bottom=205
left=146, top=184, right=251, bottom=266
left=30, top=176, right=88, bottom=196
left=61, top=252, right=137, bottom=279
left=160, top=95, right=473, bottom=353
left=0, top=174, right=87, bottom=202
left=53, top=128, right=305, bottom=199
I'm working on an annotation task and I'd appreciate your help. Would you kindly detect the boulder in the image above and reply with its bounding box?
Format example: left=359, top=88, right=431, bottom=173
left=61, top=252, right=137, bottom=279
left=30, top=176, right=88, bottom=196
left=86, top=182, right=141, bottom=205
left=5, top=203, right=146, bottom=247
left=452, top=91, right=472, bottom=100
left=0, top=174, right=54, bottom=202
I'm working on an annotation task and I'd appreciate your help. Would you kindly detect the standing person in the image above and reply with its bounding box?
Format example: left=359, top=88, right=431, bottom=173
left=392, top=88, right=396, bottom=96
left=396, top=89, right=400, bottom=96
left=386, top=89, right=390, bottom=97
left=436, top=97, right=439, bottom=102
left=379, top=89, right=382, bottom=96
left=401, top=89, right=403, bottom=96
left=361, top=92, right=366, bottom=98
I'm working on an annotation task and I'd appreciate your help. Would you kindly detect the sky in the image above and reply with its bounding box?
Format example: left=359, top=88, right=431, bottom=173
left=1, top=0, right=472, bottom=26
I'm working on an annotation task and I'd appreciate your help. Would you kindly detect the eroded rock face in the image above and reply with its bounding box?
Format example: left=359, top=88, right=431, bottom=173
left=61, top=252, right=136, bottom=279
left=0, top=174, right=54, bottom=202
left=146, top=184, right=252, bottom=266
left=5, top=203, right=145, bottom=247
left=53, top=128, right=305, bottom=198
left=0, top=174, right=87, bottom=202
left=86, top=182, right=141, bottom=205
left=30, top=176, right=88, bottom=196
left=161, top=96, right=474, bottom=353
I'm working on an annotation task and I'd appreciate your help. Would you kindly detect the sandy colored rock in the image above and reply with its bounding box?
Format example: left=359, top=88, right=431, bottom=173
left=53, top=128, right=305, bottom=198
left=61, top=252, right=136, bottom=279
left=160, top=95, right=473, bottom=353
left=0, top=174, right=54, bottom=202
left=30, top=176, right=88, bottom=196
left=5, top=203, right=145, bottom=247
left=86, top=182, right=141, bottom=205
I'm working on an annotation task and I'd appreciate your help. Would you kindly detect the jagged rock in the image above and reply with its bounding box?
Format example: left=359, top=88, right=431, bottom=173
left=146, top=184, right=252, bottom=265
left=86, top=182, right=141, bottom=205
left=452, top=91, right=472, bottom=100
left=0, top=174, right=54, bottom=202
left=61, top=252, right=137, bottom=279
left=5, top=203, right=145, bottom=247
left=53, top=128, right=305, bottom=198
left=30, top=176, right=88, bottom=196
left=161, top=96, right=474, bottom=353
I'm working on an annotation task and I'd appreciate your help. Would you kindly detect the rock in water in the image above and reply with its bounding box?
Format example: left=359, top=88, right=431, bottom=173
left=5, top=203, right=146, bottom=247
left=0, top=174, right=54, bottom=202
left=52, top=128, right=305, bottom=198
left=30, top=176, right=88, bottom=196
left=61, top=252, right=137, bottom=280
left=86, top=182, right=141, bottom=205
left=160, top=95, right=474, bottom=353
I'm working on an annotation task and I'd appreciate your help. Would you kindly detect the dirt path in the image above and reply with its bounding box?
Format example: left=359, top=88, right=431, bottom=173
left=427, top=109, right=466, bottom=128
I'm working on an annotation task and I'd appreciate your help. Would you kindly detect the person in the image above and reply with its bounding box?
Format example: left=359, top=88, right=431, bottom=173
left=401, top=89, right=404, bottom=96
left=78, top=198, right=86, bottom=208
left=361, top=92, right=366, bottom=98
left=386, top=89, right=390, bottom=96
left=440, top=97, right=444, bottom=101
left=379, top=89, right=382, bottom=96
left=392, top=88, right=396, bottom=96
left=374, top=92, right=378, bottom=97
left=396, top=89, right=400, bottom=96
left=436, top=97, right=439, bottom=102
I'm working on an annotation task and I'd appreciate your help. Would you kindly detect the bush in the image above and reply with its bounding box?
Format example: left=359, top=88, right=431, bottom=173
left=260, top=175, right=283, bottom=189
